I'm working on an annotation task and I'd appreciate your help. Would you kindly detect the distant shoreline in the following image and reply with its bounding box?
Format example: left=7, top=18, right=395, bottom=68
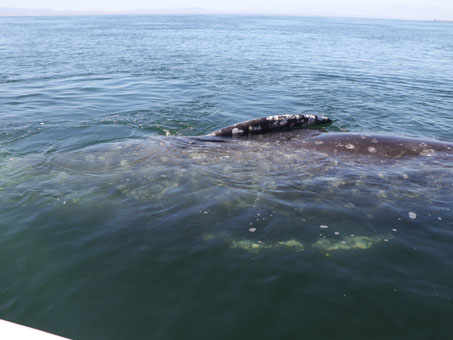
left=0, top=7, right=452, bottom=21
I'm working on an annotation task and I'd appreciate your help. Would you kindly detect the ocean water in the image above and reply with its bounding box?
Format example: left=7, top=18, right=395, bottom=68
left=1, top=15, right=453, bottom=339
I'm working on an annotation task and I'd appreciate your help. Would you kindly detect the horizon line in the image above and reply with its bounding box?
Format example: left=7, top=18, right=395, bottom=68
left=0, top=7, right=452, bottom=22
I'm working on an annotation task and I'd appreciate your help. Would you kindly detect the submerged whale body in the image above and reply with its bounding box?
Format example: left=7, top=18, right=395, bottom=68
left=43, top=114, right=452, bottom=260
left=53, top=114, right=453, bottom=175
left=207, top=114, right=453, bottom=158
left=301, top=132, right=453, bottom=157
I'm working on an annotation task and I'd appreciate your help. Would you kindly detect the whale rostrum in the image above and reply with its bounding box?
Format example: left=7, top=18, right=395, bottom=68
left=207, top=114, right=332, bottom=137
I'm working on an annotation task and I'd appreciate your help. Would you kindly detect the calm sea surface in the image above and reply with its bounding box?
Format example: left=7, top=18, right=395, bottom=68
left=1, top=15, right=453, bottom=339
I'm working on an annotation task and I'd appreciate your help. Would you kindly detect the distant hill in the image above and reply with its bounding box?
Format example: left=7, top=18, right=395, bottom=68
left=1, top=6, right=452, bottom=20
left=0, top=7, right=256, bottom=16
left=0, top=7, right=106, bottom=16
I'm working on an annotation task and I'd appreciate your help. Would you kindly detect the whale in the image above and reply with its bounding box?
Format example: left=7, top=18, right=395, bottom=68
left=6, top=114, right=452, bottom=262
left=50, top=113, right=453, bottom=176
left=206, top=114, right=453, bottom=158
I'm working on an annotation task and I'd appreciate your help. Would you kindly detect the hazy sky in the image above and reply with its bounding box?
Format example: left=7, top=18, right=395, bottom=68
left=1, top=0, right=452, bottom=20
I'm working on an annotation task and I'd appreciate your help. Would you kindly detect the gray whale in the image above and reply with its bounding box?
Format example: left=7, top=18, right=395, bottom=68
left=207, top=114, right=453, bottom=158
left=53, top=114, right=453, bottom=176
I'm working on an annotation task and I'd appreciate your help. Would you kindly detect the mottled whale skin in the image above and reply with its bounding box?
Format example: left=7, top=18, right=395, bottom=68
left=208, top=114, right=331, bottom=137
left=303, top=132, right=453, bottom=157
left=207, top=114, right=453, bottom=158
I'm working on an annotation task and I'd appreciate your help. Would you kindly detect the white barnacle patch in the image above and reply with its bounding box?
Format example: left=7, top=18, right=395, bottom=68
left=371, top=138, right=379, bottom=144
left=330, top=179, right=346, bottom=187
left=189, top=153, right=203, bottom=159
left=314, top=141, right=324, bottom=145
left=266, top=114, right=316, bottom=123
left=377, top=190, right=387, bottom=199
left=305, top=115, right=317, bottom=125
left=345, top=143, right=355, bottom=150
left=266, top=115, right=283, bottom=121
left=408, top=212, right=417, bottom=219
left=420, top=149, right=435, bottom=156
left=231, top=128, right=244, bottom=136
left=367, top=146, right=377, bottom=153
left=250, top=125, right=262, bottom=132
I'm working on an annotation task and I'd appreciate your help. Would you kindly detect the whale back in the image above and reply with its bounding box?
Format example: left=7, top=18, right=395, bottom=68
left=207, top=114, right=331, bottom=137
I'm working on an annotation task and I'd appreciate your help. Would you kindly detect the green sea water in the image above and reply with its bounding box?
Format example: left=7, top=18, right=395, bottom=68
left=1, top=15, right=453, bottom=339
